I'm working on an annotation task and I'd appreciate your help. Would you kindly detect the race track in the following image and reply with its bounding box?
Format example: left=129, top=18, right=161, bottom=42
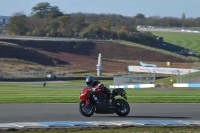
left=0, top=103, right=200, bottom=123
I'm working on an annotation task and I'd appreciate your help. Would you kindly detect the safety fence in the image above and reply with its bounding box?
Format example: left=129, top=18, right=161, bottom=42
left=113, top=73, right=156, bottom=85
left=178, top=71, right=200, bottom=83
left=0, top=70, right=73, bottom=79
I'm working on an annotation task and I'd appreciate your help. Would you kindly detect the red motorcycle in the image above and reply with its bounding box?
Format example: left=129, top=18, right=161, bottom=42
left=79, top=86, right=130, bottom=117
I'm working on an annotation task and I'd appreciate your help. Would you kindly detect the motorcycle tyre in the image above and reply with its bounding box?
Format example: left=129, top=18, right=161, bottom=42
left=115, top=99, right=130, bottom=117
left=79, top=101, right=95, bottom=117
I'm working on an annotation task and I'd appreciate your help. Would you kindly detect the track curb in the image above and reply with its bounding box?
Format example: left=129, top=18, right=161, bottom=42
left=0, top=120, right=200, bottom=129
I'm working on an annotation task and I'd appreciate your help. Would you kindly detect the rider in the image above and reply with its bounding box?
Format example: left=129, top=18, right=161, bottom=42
left=85, top=76, right=111, bottom=103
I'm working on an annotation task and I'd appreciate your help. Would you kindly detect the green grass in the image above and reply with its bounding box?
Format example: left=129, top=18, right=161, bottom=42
left=151, top=31, right=200, bottom=54
left=1, top=126, right=200, bottom=133
left=0, top=80, right=200, bottom=103
left=0, top=82, right=200, bottom=132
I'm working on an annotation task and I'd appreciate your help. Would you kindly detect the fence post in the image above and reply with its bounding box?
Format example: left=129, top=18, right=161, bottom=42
left=44, top=71, right=46, bottom=77
left=177, top=70, right=180, bottom=83
left=153, top=71, right=156, bottom=84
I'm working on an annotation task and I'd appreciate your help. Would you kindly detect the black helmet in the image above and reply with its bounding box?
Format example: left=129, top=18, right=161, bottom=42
left=86, top=76, right=94, bottom=85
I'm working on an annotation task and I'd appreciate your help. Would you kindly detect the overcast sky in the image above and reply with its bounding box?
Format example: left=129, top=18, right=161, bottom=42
left=0, top=0, right=199, bottom=18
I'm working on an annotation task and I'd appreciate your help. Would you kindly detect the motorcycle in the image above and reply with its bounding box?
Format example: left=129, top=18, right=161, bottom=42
left=79, top=86, right=130, bottom=117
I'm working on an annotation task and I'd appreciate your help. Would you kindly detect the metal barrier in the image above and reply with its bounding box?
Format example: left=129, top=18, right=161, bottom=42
left=109, top=84, right=155, bottom=88
left=173, top=83, right=200, bottom=88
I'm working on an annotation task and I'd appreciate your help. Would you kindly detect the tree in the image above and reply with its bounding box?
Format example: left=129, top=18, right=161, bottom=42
left=194, top=17, right=200, bottom=27
left=181, top=13, right=186, bottom=20
left=6, top=12, right=28, bottom=35
left=48, top=6, right=64, bottom=18
left=120, top=25, right=126, bottom=31
left=146, top=16, right=160, bottom=26
left=181, top=13, right=186, bottom=27
left=134, top=13, right=146, bottom=19
left=72, top=13, right=87, bottom=36
left=31, top=2, right=51, bottom=18
left=45, top=19, right=61, bottom=37
left=79, top=24, right=101, bottom=38
left=26, top=17, right=47, bottom=36
left=98, top=20, right=113, bottom=30
left=31, top=2, right=63, bottom=18
left=56, top=15, right=71, bottom=36
left=184, top=18, right=195, bottom=27
left=133, top=13, right=146, bottom=25
left=117, top=31, right=127, bottom=40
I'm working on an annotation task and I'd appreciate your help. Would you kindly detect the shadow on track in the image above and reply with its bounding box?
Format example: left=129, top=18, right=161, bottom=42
left=97, top=116, right=190, bottom=119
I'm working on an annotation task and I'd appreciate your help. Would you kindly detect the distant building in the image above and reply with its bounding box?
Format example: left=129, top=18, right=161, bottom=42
left=0, top=20, right=3, bottom=25
left=0, top=16, right=11, bottom=25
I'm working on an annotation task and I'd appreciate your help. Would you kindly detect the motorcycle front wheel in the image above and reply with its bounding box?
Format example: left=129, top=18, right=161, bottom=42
left=115, top=99, right=130, bottom=116
left=79, top=101, right=95, bottom=117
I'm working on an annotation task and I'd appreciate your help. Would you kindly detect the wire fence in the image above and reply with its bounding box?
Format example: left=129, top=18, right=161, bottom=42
left=113, top=73, right=156, bottom=85
left=1, top=70, right=200, bottom=84
left=178, top=71, right=200, bottom=83
left=156, top=78, right=175, bottom=86
left=0, top=70, right=73, bottom=79
left=113, top=71, right=200, bottom=86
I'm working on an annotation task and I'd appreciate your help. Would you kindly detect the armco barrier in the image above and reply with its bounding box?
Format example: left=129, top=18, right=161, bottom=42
left=173, top=83, right=200, bottom=88
left=181, top=30, right=200, bottom=33
left=109, top=84, right=155, bottom=88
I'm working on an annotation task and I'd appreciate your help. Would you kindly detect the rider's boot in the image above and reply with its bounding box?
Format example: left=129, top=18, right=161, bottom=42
left=105, top=93, right=112, bottom=106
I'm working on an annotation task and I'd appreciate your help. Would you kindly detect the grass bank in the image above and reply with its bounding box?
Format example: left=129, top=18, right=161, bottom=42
left=151, top=31, right=200, bottom=54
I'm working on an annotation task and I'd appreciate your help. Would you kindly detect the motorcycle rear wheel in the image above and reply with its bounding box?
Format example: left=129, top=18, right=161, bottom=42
left=79, top=101, right=95, bottom=117
left=115, top=99, right=130, bottom=116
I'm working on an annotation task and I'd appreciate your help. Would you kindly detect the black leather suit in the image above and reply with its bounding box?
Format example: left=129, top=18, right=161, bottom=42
left=89, top=80, right=111, bottom=100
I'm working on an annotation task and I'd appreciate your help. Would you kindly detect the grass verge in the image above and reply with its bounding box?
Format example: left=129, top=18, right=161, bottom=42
left=0, top=80, right=200, bottom=103
left=1, top=126, right=200, bottom=133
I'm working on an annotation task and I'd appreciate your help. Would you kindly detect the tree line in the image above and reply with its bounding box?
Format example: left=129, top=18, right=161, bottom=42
left=5, top=2, right=200, bottom=47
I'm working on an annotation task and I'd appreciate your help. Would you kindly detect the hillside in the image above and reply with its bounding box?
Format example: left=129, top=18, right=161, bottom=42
left=151, top=31, right=200, bottom=55
left=0, top=39, right=194, bottom=74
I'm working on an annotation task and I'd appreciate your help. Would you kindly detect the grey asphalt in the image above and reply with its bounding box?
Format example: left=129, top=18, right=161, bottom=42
left=0, top=103, right=200, bottom=123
